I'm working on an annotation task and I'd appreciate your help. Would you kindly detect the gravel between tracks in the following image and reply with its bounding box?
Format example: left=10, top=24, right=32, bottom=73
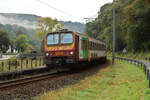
left=0, top=61, right=109, bottom=100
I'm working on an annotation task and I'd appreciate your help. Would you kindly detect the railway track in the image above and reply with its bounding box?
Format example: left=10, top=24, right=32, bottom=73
left=0, top=70, right=70, bottom=89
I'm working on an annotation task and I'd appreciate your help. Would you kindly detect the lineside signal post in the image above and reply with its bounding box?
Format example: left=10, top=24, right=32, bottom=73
left=112, top=0, right=116, bottom=64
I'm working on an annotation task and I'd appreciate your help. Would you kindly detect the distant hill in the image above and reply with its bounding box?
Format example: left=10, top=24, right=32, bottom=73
left=0, top=13, right=85, bottom=33
left=0, top=13, right=85, bottom=50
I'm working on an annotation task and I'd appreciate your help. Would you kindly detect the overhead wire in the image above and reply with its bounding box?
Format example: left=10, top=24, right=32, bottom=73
left=36, top=0, right=82, bottom=21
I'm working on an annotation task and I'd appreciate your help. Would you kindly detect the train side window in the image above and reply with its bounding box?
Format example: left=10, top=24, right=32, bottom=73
left=93, top=43, right=95, bottom=50
left=91, top=42, right=93, bottom=50
left=93, top=42, right=95, bottom=50
left=100, top=44, right=102, bottom=50
left=90, top=42, right=92, bottom=50
left=102, top=44, right=104, bottom=50
left=95, top=43, right=96, bottom=50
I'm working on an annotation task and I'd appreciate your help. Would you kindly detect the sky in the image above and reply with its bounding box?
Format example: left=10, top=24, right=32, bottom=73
left=0, top=0, right=113, bottom=23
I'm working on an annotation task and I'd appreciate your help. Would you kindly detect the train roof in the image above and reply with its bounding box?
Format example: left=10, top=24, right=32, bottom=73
left=74, top=32, right=106, bottom=44
left=46, top=29, right=106, bottom=45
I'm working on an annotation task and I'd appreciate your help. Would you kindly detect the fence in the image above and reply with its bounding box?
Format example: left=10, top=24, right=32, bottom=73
left=114, top=56, right=150, bottom=88
left=0, top=57, right=44, bottom=73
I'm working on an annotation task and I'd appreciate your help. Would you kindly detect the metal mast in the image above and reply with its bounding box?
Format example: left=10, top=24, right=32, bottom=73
left=112, top=0, right=116, bottom=64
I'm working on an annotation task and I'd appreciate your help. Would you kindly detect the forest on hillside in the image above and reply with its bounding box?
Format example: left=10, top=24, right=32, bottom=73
left=0, top=13, right=85, bottom=52
left=86, top=0, right=150, bottom=52
left=0, top=23, right=39, bottom=50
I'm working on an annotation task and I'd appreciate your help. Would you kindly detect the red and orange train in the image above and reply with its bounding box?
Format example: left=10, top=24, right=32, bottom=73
left=44, top=29, right=106, bottom=67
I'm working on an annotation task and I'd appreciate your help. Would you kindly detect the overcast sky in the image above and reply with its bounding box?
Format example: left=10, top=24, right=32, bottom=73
left=0, top=0, right=112, bottom=23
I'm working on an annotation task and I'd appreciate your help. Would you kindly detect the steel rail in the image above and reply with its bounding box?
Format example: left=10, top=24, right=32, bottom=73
left=0, top=71, right=68, bottom=89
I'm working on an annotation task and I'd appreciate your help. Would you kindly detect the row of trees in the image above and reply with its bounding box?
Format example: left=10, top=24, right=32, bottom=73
left=0, top=30, right=29, bottom=53
left=0, top=17, right=64, bottom=53
left=86, top=0, right=150, bottom=52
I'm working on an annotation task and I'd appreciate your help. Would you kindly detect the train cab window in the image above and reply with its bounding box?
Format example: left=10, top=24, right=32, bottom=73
left=61, top=33, right=73, bottom=44
left=47, top=34, right=59, bottom=45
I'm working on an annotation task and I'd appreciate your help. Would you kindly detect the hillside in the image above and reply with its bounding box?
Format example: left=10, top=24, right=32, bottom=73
left=0, top=13, right=85, bottom=50
left=0, top=23, right=38, bottom=49
left=0, top=13, right=85, bottom=33
left=86, top=0, right=150, bottom=52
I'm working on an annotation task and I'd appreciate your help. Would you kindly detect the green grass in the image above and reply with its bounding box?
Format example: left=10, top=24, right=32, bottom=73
left=35, top=60, right=150, bottom=100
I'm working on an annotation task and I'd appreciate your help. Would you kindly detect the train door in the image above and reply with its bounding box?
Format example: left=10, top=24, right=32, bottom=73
left=75, top=35, right=79, bottom=61
left=81, top=37, right=88, bottom=59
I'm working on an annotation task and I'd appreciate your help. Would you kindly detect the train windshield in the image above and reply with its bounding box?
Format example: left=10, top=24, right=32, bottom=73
left=47, top=34, right=59, bottom=45
left=61, top=33, right=73, bottom=44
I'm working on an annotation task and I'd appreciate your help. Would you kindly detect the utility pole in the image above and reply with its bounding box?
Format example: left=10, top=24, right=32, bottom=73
left=112, top=0, right=116, bottom=64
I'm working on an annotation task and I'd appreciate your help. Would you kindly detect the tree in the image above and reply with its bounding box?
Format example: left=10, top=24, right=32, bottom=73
left=35, top=17, right=64, bottom=40
left=14, top=35, right=29, bottom=53
left=35, top=17, right=64, bottom=52
left=86, top=0, right=150, bottom=52
left=122, top=0, right=150, bottom=51
left=0, top=30, right=10, bottom=53
left=16, top=29, right=24, bottom=36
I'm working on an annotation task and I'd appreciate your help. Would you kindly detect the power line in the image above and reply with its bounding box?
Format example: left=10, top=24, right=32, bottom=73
left=88, top=14, right=98, bottom=18
left=36, top=0, right=80, bottom=19
left=83, top=18, right=96, bottom=23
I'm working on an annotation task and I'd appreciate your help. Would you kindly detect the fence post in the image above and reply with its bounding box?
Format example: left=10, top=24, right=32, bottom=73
left=1, top=62, right=4, bottom=71
left=135, top=60, right=137, bottom=65
left=15, top=61, right=17, bottom=70
left=144, top=64, right=147, bottom=74
left=149, top=71, right=150, bottom=88
left=26, top=59, right=28, bottom=69
left=8, top=61, right=10, bottom=71
left=39, top=57, right=41, bottom=66
left=31, top=59, right=33, bottom=68
left=21, top=59, right=23, bottom=70
left=35, top=59, right=37, bottom=67
left=43, top=57, right=44, bottom=65
left=141, top=63, right=143, bottom=70
left=147, top=69, right=149, bottom=80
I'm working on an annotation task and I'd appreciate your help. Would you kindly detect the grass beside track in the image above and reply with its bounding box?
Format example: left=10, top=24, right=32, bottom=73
left=35, top=61, right=150, bottom=100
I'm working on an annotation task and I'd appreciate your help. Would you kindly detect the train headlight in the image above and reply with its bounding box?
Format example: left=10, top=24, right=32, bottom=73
left=46, top=53, right=49, bottom=56
left=70, top=51, right=74, bottom=55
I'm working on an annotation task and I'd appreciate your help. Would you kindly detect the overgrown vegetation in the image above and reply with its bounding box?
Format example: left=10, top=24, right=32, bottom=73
left=0, top=30, right=10, bottom=53
left=35, top=61, right=150, bottom=100
left=86, top=0, right=150, bottom=52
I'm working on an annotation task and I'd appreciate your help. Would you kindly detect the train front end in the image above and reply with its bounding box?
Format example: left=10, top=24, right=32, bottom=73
left=44, top=30, right=76, bottom=66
